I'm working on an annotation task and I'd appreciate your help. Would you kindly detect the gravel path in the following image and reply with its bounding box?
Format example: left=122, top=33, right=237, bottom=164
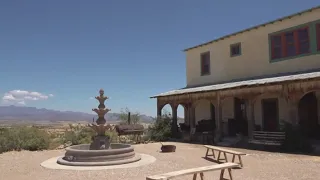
left=1, top=142, right=320, bottom=180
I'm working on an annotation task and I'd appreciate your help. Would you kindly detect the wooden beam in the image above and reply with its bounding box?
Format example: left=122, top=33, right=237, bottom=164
left=216, top=92, right=222, bottom=141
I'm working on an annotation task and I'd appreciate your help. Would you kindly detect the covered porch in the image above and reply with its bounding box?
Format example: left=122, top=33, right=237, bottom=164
left=151, top=71, right=320, bottom=144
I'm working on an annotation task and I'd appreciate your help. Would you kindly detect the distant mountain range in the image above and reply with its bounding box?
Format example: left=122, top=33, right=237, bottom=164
left=0, top=106, right=155, bottom=123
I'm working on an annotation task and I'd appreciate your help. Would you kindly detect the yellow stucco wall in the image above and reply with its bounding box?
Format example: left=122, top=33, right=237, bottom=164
left=221, top=97, right=234, bottom=134
left=185, top=9, right=320, bottom=87
left=194, top=99, right=211, bottom=124
left=222, top=97, right=234, bottom=123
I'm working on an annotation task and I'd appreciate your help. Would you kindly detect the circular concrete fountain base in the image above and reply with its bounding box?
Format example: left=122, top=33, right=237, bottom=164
left=41, top=153, right=156, bottom=170
left=56, top=143, right=141, bottom=166
left=57, top=154, right=141, bottom=166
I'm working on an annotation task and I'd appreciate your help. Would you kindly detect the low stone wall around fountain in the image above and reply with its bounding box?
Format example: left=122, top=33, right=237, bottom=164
left=57, top=143, right=141, bottom=166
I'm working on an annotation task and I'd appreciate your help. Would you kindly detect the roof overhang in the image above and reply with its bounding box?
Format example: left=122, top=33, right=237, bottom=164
left=150, top=71, right=320, bottom=99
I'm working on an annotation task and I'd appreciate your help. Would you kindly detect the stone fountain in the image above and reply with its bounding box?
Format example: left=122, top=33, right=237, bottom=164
left=57, top=89, right=141, bottom=166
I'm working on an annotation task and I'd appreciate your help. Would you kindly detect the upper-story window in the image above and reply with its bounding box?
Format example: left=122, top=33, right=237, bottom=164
left=230, top=43, right=241, bottom=57
left=270, top=26, right=310, bottom=60
left=200, top=52, right=210, bottom=76
left=317, top=23, right=320, bottom=51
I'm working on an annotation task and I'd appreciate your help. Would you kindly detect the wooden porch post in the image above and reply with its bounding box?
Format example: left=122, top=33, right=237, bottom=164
left=171, top=104, right=178, bottom=138
left=247, top=99, right=255, bottom=138
left=184, top=106, right=189, bottom=126
left=216, top=92, right=223, bottom=141
left=157, top=99, right=162, bottom=119
left=287, top=94, right=300, bottom=126
left=189, top=103, right=196, bottom=134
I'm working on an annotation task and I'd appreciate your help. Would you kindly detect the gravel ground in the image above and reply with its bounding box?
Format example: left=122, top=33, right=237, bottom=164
left=1, top=142, right=320, bottom=180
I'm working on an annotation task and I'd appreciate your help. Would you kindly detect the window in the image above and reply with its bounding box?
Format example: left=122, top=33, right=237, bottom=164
left=270, top=26, right=310, bottom=60
left=285, top=32, right=295, bottom=56
left=200, top=52, right=210, bottom=76
left=271, top=35, right=282, bottom=59
left=297, top=28, right=309, bottom=54
left=317, top=23, right=320, bottom=51
left=230, top=43, right=241, bottom=57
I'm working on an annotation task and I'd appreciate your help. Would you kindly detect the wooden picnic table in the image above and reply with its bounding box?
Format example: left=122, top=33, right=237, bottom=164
left=204, top=145, right=246, bottom=168
left=146, top=162, right=239, bottom=180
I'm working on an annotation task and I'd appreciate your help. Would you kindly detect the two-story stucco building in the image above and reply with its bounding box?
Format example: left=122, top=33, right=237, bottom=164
left=151, top=6, right=320, bottom=141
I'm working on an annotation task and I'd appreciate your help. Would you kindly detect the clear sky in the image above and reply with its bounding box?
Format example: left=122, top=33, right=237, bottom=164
left=0, top=0, right=318, bottom=117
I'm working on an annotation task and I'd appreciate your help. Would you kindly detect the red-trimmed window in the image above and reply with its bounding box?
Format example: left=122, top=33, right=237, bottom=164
left=271, top=35, right=282, bottom=59
left=297, top=27, right=310, bottom=54
left=270, top=26, right=310, bottom=60
left=200, top=52, right=210, bottom=76
left=317, top=23, right=320, bottom=51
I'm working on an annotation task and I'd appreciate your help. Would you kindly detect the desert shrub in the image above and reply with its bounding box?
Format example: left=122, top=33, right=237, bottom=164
left=148, top=113, right=172, bottom=141
left=105, top=130, right=118, bottom=143
left=61, top=124, right=96, bottom=145
left=119, top=107, right=141, bottom=125
left=0, top=127, right=50, bottom=153
left=281, top=122, right=313, bottom=153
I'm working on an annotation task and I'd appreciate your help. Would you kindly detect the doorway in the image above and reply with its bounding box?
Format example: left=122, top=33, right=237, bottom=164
left=298, top=92, right=319, bottom=139
left=233, top=98, right=248, bottom=136
left=262, top=98, right=279, bottom=131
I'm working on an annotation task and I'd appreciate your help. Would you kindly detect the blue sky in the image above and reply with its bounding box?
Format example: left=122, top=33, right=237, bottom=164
left=0, top=0, right=318, bottom=117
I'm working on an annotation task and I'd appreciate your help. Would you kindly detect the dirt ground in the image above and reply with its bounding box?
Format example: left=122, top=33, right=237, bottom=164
left=1, top=142, right=320, bottom=180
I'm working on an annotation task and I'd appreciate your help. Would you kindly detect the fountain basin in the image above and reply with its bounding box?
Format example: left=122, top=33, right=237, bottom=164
left=57, top=143, right=141, bottom=166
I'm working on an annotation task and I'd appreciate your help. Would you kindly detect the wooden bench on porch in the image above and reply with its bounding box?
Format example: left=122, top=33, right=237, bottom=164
left=248, top=131, right=286, bottom=146
left=146, top=162, right=239, bottom=180
left=204, top=145, right=246, bottom=168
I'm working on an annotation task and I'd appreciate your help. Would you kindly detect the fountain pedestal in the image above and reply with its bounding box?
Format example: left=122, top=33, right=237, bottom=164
left=90, top=135, right=110, bottom=150
left=88, top=123, right=112, bottom=150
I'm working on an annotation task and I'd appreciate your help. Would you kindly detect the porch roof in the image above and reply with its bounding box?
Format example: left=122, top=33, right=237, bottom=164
left=150, top=71, right=320, bottom=98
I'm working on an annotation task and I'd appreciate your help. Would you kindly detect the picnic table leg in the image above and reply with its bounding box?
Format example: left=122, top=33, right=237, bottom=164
left=217, top=151, right=221, bottom=161
left=200, top=172, right=204, bottom=180
left=228, top=168, right=233, bottom=180
left=211, top=149, right=215, bottom=158
left=231, top=154, right=235, bottom=163
left=193, top=173, right=197, bottom=180
left=219, top=169, right=225, bottom=180
left=238, top=155, right=244, bottom=167
left=205, top=148, right=209, bottom=158
left=223, top=152, right=228, bottom=162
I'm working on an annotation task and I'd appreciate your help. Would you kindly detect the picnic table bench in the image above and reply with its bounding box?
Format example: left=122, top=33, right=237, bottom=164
left=248, top=131, right=285, bottom=146
left=146, top=162, right=239, bottom=180
left=204, top=145, right=246, bottom=168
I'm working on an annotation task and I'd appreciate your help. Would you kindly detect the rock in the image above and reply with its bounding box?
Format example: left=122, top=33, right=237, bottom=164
left=64, top=141, right=72, bottom=148
left=56, top=145, right=65, bottom=150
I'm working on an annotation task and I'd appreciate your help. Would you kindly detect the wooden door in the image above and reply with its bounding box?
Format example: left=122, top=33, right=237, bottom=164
left=262, top=98, right=279, bottom=131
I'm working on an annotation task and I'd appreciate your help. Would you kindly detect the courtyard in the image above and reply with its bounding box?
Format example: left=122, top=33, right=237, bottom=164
left=0, top=142, right=320, bottom=180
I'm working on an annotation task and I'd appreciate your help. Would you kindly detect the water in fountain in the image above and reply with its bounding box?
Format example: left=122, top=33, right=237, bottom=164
left=57, top=89, right=141, bottom=166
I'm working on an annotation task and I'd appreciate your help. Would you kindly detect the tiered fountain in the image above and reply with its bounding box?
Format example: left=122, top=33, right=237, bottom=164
left=57, top=89, right=141, bottom=166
